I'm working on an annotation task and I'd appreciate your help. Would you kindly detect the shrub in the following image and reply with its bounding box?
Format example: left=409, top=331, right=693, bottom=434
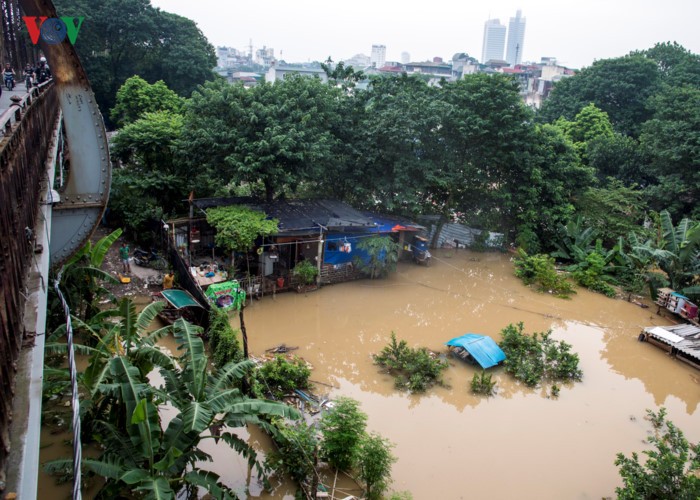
left=319, top=397, right=367, bottom=471
left=570, top=252, right=617, bottom=297
left=470, top=370, right=496, bottom=396
left=207, top=308, right=243, bottom=367
left=615, top=408, right=700, bottom=500
left=268, top=419, right=319, bottom=485
left=374, top=333, right=449, bottom=392
left=292, top=260, right=318, bottom=285
left=513, top=249, right=575, bottom=298
left=499, top=322, right=582, bottom=388
left=356, top=433, right=396, bottom=500
left=252, top=355, right=311, bottom=400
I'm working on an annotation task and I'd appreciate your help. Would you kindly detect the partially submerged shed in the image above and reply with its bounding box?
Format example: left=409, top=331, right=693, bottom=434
left=639, top=324, right=700, bottom=370
left=445, top=334, right=506, bottom=369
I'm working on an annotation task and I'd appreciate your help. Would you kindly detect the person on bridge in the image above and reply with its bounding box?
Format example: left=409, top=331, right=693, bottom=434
left=3, top=63, right=15, bottom=89
left=23, top=63, right=34, bottom=89
left=35, top=57, right=51, bottom=84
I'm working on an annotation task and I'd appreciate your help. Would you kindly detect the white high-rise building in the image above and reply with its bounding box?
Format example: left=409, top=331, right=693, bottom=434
left=481, top=19, right=506, bottom=63
left=401, top=52, right=410, bottom=64
left=506, top=10, right=526, bottom=66
left=371, top=44, right=386, bottom=68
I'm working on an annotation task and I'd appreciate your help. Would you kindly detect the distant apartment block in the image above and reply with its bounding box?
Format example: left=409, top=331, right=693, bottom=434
left=401, top=52, right=410, bottom=64
left=506, top=10, right=526, bottom=66
left=343, top=53, right=371, bottom=69
left=371, top=45, right=387, bottom=68
left=481, top=19, right=506, bottom=64
left=255, top=46, right=275, bottom=67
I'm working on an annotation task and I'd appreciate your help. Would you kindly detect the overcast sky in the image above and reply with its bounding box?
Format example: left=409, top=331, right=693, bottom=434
left=151, top=0, right=700, bottom=69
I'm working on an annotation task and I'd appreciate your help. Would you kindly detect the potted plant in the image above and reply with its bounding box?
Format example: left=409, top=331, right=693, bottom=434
left=292, top=260, right=319, bottom=293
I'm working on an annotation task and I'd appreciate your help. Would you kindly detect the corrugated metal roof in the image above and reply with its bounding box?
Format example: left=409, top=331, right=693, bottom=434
left=445, top=334, right=506, bottom=369
left=160, top=289, right=204, bottom=309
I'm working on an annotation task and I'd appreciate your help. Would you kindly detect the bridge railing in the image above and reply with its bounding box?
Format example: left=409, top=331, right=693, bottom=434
left=0, top=81, right=58, bottom=473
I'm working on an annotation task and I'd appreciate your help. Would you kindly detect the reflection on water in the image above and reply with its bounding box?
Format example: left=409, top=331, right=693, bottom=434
left=242, top=250, right=700, bottom=499
left=39, top=250, right=700, bottom=499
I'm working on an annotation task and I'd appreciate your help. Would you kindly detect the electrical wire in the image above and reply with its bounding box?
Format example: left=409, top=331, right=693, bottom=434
left=53, top=268, right=82, bottom=500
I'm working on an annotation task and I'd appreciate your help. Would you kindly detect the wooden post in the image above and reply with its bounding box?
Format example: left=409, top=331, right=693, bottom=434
left=239, top=304, right=250, bottom=396
left=316, top=225, right=323, bottom=287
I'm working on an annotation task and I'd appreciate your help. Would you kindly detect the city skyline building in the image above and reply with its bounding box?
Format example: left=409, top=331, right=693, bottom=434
left=401, top=51, right=410, bottom=64
left=481, top=19, right=506, bottom=63
left=506, top=10, right=526, bottom=66
left=371, top=44, right=386, bottom=68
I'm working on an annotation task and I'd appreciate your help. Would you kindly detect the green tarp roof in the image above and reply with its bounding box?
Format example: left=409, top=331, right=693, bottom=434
left=161, top=289, right=204, bottom=309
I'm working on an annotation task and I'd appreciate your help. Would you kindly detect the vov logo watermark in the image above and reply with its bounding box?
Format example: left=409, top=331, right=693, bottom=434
left=22, top=17, right=84, bottom=45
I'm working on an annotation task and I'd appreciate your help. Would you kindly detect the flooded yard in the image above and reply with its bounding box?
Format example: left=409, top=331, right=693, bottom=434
left=38, top=249, right=700, bottom=499
left=242, top=249, right=700, bottom=499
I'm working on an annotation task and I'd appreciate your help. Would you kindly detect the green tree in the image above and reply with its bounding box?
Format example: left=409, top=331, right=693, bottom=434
left=554, top=103, right=615, bottom=164
left=356, top=433, right=396, bottom=500
left=615, top=408, right=700, bottom=500
left=638, top=42, right=700, bottom=88
left=539, top=55, right=661, bottom=136
left=640, top=85, right=700, bottom=219
left=267, top=419, right=319, bottom=486
left=110, top=76, right=184, bottom=127
left=205, top=206, right=278, bottom=262
left=181, top=77, right=341, bottom=202
left=54, top=0, right=215, bottom=120
left=354, top=236, right=399, bottom=279
left=576, top=179, right=646, bottom=246
left=319, top=397, right=367, bottom=471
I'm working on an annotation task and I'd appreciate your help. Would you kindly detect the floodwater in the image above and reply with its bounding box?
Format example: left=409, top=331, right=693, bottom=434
left=38, top=249, right=700, bottom=499
left=241, top=249, right=700, bottom=499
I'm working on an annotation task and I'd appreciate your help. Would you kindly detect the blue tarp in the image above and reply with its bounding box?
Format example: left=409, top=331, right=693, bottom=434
left=445, top=334, right=506, bottom=369
left=323, top=233, right=372, bottom=265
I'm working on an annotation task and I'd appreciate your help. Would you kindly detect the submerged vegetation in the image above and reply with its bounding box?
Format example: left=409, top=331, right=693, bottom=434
left=499, top=323, right=583, bottom=389
left=513, top=250, right=576, bottom=298
left=374, top=333, right=449, bottom=392
left=615, top=408, right=700, bottom=499
left=470, top=370, right=497, bottom=396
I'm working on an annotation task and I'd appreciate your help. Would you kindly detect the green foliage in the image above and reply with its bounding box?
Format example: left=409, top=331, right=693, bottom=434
left=470, top=370, right=496, bottom=396
left=539, top=54, right=661, bottom=136
left=110, top=76, right=184, bottom=127
left=267, top=419, right=319, bottom=485
left=374, top=333, right=449, bottom=392
left=292, top=260, right=318, bottom=285
left=208, top=308, right=243, bottom=368
left=319, top=397, right=367, bottom=471
left=54, top=0, right=215, bottom=122
left=576, top=179, right=646, bottom=245
left=48, top=229, right=121, bottom=328
left=356, top=433, right=396, bottom=500
left=205, top=206, right=278, bottom=254
left=640, top=85, right=700, bottom=220
left=45, top=316, right=299, bottom=498
left=181, top=77, right=342, bottom=202
left=354, top=236, right=400, bottom=279
left=513, top=249, right=575, bottom=299
left=615, top=408, right=700, bottom=500
left=252, top=356, right=311, bottom=400
left=499, top=323, right=583, bottom=388
left=569, top=251, right=617, bottom=297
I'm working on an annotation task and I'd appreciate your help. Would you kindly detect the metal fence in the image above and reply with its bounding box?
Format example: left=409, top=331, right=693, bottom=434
left=0, top=82, right=58, bottom=473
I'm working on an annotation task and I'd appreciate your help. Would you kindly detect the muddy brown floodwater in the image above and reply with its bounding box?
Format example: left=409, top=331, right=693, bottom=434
left=241, top=249, right=700, bottom=500
left=39, top=249, right=700, bottom=499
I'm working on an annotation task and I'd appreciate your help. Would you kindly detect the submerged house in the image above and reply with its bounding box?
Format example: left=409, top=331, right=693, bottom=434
left=174, top=198, right=424, bottom=295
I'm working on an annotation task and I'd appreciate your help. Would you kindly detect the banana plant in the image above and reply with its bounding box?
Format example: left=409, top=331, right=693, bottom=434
left=632, top=210, right=700, bottom=296
left=49, top=228, right=123, bottom=322
left=46, top=318, right=300, bottom=499
left=551, top=215, right=599, bottom=263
